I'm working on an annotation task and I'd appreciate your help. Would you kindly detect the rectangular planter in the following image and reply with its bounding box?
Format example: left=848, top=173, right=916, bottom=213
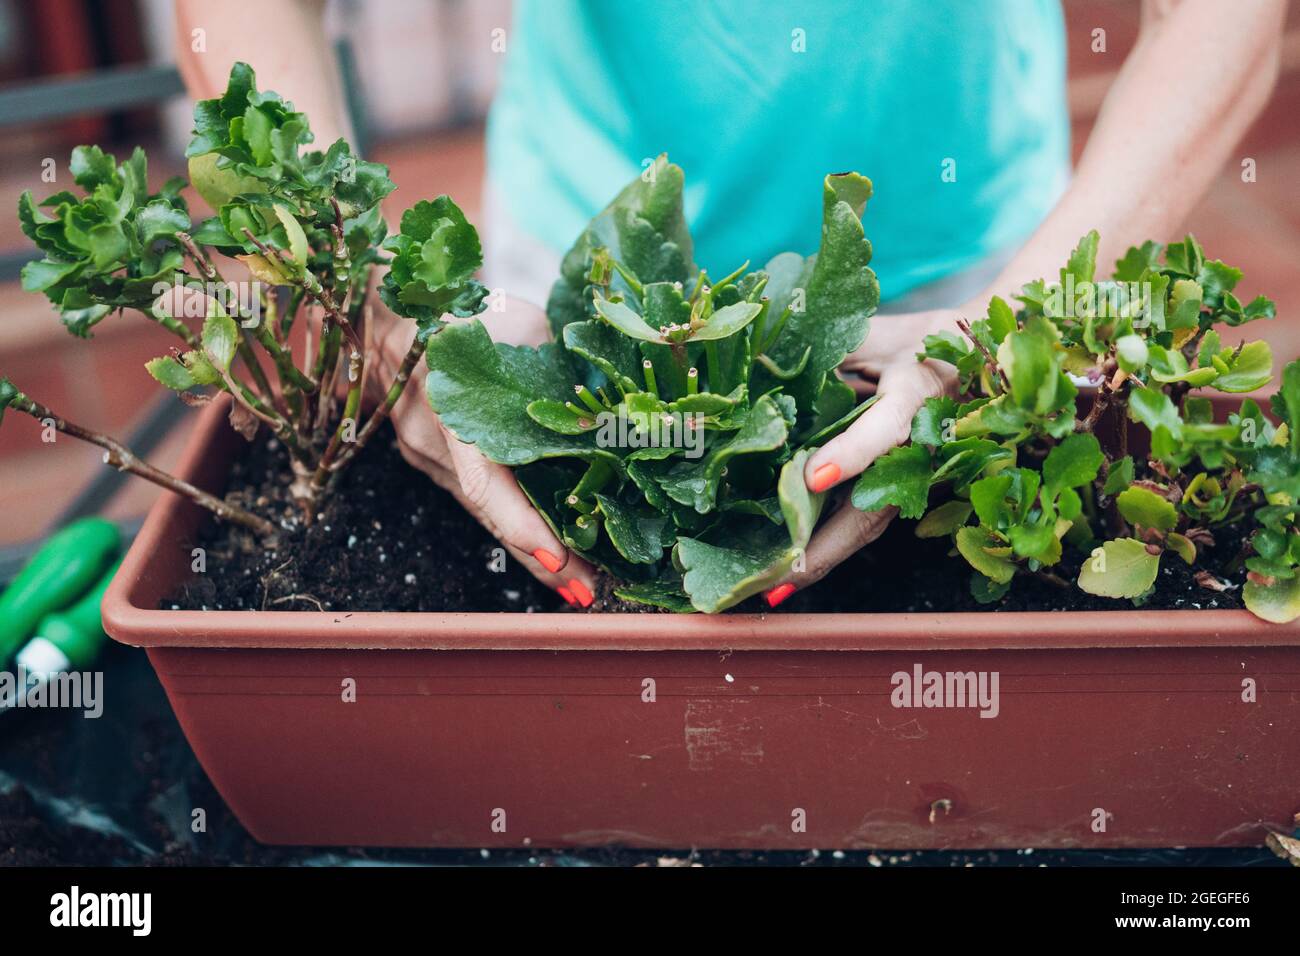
left=103, top=397, right=1300, bottom=849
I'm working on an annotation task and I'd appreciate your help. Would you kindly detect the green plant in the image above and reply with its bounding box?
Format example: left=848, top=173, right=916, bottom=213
left=1, top=62, right=486, bottom=535
left=851, top=231, right=1295, bottom=622
left=412, top=156, right=878, bottom=612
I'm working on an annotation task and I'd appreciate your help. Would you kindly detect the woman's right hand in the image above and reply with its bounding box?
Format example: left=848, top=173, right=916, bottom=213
left=371, top=295, right=598, bottom=607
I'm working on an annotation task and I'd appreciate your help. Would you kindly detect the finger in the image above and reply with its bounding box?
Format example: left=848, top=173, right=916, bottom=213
left=442, top=426, right=598, bottom=603
left=395, top=433, right=598, bottom=605
left=804, top=360, right=950, bottom=494
left=764, top=504, right=898, bottom=607
left=500, top=540, right=599, bottom=608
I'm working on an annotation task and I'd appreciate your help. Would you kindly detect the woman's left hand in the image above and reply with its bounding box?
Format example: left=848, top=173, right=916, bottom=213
left=763, top=306, right=969, bottom=607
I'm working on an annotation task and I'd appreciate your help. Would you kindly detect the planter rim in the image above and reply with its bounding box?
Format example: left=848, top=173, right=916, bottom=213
left=103, top=396, right=1299, bottom=653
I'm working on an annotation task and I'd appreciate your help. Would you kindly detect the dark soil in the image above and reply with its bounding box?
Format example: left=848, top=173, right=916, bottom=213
left=168, top=426, right=1249, bottom=615
left=167, top=424, right=560, bottom=614
left=773, top=509, right=1248, bottom=615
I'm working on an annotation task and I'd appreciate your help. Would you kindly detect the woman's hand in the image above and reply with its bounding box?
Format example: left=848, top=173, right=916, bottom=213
left=370, top=298, right=598, bottom=607
left=763, top=306, right=971, bottom=607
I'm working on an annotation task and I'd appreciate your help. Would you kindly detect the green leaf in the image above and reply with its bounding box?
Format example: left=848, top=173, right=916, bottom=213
left=69, top=145, right=117, bottom=191
left=1273, top=359, right=1300, bottom=455
left=525, top=399, right=598, bottom=435
left=969, top=473, right=1013, bottom=527
left=658, top=396, right=788, bottom=513
left=778, top=447, right=824, bottom=547
left=1102, top=455, right=1134, bottom=496
left=425, top=320, right=620, bottom=469
left=1002, top=315, right=1071, bottom=415
left=915, top=500, right=972, bottom=538
left=1115, top=334, right=1148, bottom=373
left=186, top=152, right=266, bottom=208
left=1042, top=432, right=1103, bottom=496
left=910, top=396, right=959, bottom=446
left=1128, top=387, right=1183, bottom=441
left=613, top=577, right=695, bottom=612
left=929, top=437, right=1011, bottom=488
left=1213, top=340, right=1272, bottom=393
left=1167, top=279, right=1202, bottom=330
left=1147, top=344, right=1218, bottom=387
left=145, top=356, right=197, bottom=391
left=675, top=523, right=792, bottom=614
left=201, top=306, right=238, bottom=372
left=1115, top=486, right=1178, bottom=532
left=546, top=154, right=693, bottom=339
left=401, top=196, right=483, bottom=289
left=798, top=393, right=876, bottom=449
left=1166, top=532, right=1196, bottom=565
left=134, top=200, right=190, bottom=246
left=20, top=258, right=82, bottom=293
left=1008, top=518, right=1061, bottom=564
left=1061, top=229, right=1099, bottom=285
left=1077, top=538, right=1159, bottom=599
left=851, top=444, right=932, bottom=519
left=675, top=449, right=824, bottom=613
left=1114, top=241, right=1162, bottom=282
left=985, top=295, right=1016, bottom=343
left=762, top=172, right=878, bottom=414
left=0, top=376, right=21, bottom=427
left=592, top=294, right=664, bottom=342
left=272, top=205, right=309, bottom=270
left=595, top=494, right=669, bottom=564
left=970, top=574, right=1011, bottom=604
left=1243, top=575, right=1300, bottom=624
left=690, top=301, right=761, bottom=341
left=955, top=526, right=1016, bottom=585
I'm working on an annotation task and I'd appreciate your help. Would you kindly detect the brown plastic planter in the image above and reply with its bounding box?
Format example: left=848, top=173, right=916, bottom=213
left=103, top=396, right=1300, bottom=849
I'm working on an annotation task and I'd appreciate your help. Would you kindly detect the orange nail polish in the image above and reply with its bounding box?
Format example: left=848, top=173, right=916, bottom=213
left=534, top=548, right=564, bottom=573
left=810, top=462, right=841, bottom=493
left=766, top=583, right=796, bottom=608
left=557, top=586, right=578, bottom=606
left=569, top=578, right=594, bottom=608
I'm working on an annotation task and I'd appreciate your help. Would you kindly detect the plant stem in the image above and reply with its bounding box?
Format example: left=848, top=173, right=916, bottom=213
left=256, top=322, right=318, bottom=394
left=704, top=340, right=722, bottom=393
left=758, top=304, right=792, bottom=356
left=218, top=368, right=310, bottom=462
left=642, top=358, right=659, bottom=396
left=957, top=318, right=1009, bottom=391
left=306, top=348, right=363, bottom=516
left=8, top=390, right=275, bottom=536
left=236, top=330, right=284, bottom=415
left=334, top=337, right=426, bottom=471
left=241, top=226, right=363, bottom=354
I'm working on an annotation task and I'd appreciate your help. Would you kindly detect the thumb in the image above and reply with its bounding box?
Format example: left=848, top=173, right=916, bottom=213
left=804, top=360, right=950, bottom=494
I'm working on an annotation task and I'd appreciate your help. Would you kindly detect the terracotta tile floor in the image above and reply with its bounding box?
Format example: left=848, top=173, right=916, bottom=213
left=2, top=46, right=1299, bottom=546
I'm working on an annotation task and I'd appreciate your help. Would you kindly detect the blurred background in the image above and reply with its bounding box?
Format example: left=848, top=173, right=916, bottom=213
left=1, top=0, right=1298, bottom=548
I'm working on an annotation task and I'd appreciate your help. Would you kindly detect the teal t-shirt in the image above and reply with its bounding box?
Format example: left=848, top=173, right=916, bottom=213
left=487, top=0, right=1069, bottom=302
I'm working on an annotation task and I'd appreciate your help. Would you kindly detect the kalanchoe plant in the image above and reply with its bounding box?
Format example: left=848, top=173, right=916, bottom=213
left=851, top=231, right=1295, bottom=622
left=1, top=63, right=486, bottom=536
left=414, top=156, right=879, bottom=612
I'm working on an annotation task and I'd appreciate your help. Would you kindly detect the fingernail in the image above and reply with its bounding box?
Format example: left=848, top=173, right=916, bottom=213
left=810, top=462, right=841, bottom=493
left=766, top=583, right=796, bottom=608
left=533, top=548, right=564, bottom=574
left=557, top=586, right=578, bottom=607
left=568, top=578, right=594, bottom=608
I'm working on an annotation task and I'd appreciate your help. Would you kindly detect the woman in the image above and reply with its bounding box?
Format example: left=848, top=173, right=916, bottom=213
left=176, top=0, right=1284, bottom=606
